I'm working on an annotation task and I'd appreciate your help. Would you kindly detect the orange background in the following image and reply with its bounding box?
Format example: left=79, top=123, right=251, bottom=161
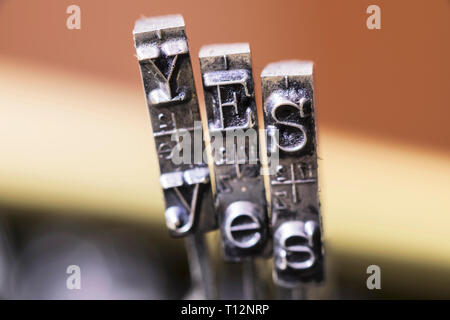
left=1, top=0, right=448, bottom=152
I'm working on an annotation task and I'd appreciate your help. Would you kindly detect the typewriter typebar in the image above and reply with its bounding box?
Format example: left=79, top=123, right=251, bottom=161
left=199, top=43, right=270, bottom=261
left=261, top=61, right=324, bottom=287
left=133, top=15, right=216, bottom=237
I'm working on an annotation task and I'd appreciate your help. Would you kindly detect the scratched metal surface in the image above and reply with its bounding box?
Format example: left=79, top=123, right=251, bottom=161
left=261, top=61, right=324, bottom=287
left=133, top=15, right=216, bottom=237
left=199, top=43, right=270, bottom=261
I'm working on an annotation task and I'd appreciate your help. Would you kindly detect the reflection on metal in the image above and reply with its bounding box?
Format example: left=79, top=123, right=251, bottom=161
left=133, top=14, right=325, bottom=298
left=261, top=60, right=324, bottom=288
left=133, top=15, right=216, bottom=237
left=224, top=201, right=262, bottom=249
left=199, top=43, right=269, bottom=261
left=133, top=14, right=217, bottom=299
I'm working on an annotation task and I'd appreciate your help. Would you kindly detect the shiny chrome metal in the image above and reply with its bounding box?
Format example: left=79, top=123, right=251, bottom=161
left=133, top=14, right=218, bottom=299
left=261, top=60, right=324, bottom=289
left=199, top=43, right=270, bottom=261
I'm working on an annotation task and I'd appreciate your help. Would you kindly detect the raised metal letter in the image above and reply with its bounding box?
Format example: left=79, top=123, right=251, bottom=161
left=261, top=60, right=324, bottom=287
left=133, top=15, right=216, bottom=237
left=199, top=43, right=270, bottom=261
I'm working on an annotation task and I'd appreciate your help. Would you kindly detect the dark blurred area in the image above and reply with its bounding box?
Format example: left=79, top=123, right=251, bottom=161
left=0, top=0, right=449, bottom=299
left=0, top=208, right=189, bottom=299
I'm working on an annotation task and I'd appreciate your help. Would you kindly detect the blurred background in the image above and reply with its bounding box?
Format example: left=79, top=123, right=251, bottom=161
left=0, top=0, right=449, bottom=299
